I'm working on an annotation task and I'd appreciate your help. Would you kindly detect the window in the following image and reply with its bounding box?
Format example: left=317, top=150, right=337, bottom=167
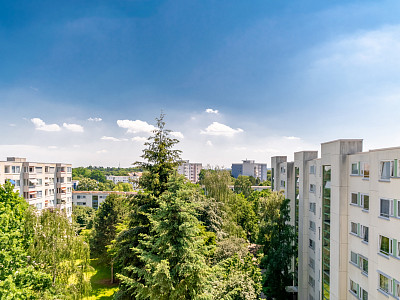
left=309, top=239, right=315, bottom=251
left=350, top=279, right=358, bottom=295
left=11, top=166, right=20, bottom=173
left=379, top=235, right=393, bottom=256
left=310, top=184, right=316, bottom=193
left=350, top=222, right=358, bottom=235
left=361, top=225, right=369, bottom=243
left=360, top=257, right=368, bottom=275
left=380, top=161, right=392, bottom=180
left=394, top=281, right=400, bottom=298
left=310, top=165, right=316, bottom=174
left=362, top=194, right=369, bottom=211
left=351, top=193, right=358, bottom=205
left=36, top=203, right=42, bottom=209
left=280, top=166, right=285, bottom=174
left=309, top=202, right=316, bottom=214
left=37, top=191, right=42, bottom=198
left=351, top=163, right=359, bottom=175
left=361, top=162, right=370, bottom=178
left=67, top=167, right=72, bottom=173
left=36, top=167, right=42, bottom=173
left=379, top=273, right=390, bottom=294
left=361, top=289, right=368, bottom=300
left=350, top=251, right=358, bottom=265
left=380, top=198, right=394, bottom=218
left=29, top=167, right=34, bottom=173
left=309, top=220, right=316, bottom=232
left=309, top=257, right=315, bottom=270
left=280, top=180, right=285, bottom=187
left=309, top=275, right=315, bottom=289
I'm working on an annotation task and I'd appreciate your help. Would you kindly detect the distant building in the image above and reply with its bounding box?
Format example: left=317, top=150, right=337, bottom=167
left=0, top=157, right=73, bottom=219
left=72, top=190, right=137, bottom=210
left=231, top=160, right=267, bottom=181
left=106, top=172, right=142, bottom=189
left=177, top=160, right=202, bottom=183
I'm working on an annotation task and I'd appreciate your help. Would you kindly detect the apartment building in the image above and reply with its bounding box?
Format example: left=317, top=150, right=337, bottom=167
left=177, top=160, right=202, bottom=183
left=72, top=190, right=136, bottom=209
left=105, top=172, right=142, bottom=188
left=231, top=160, right=267, bottom=181
left=0, top=157, right=73, bottom=219
left=271, top=139, right=400, bottom=300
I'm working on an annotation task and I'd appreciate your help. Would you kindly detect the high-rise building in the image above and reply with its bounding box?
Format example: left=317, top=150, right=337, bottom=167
left=0, top=157, right=73, bottom=219
left=272, top=139, right=400, bottom=300
left=177, top=160, right=202, bottom=183
left=231, top=160, right=267, bottom=181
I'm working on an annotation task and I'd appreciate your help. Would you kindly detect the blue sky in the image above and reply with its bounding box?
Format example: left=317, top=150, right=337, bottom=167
left=1, top=0, right=400, bottom=167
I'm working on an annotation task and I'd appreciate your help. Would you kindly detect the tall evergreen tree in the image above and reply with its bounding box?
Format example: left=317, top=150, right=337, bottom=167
left=259, top=192, right=296, bottom=299
left=118, top=176, right=209, bottom=300
left=113, top=113, right=182, bottom=299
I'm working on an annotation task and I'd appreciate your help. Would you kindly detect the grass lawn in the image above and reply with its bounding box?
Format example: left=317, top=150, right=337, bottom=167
left=85, top=259, right=119, bottom=300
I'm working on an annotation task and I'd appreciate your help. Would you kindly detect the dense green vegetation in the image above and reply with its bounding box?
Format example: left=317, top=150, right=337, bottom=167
left=1, top=114, right=295, bottom=299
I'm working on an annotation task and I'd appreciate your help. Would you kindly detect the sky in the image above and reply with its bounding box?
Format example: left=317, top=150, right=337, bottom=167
left=1, top=0, right=400, bottom=167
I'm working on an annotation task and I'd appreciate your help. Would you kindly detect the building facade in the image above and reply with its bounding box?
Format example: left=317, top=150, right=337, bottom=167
left=105, top=172, right=142, bottom=188
left=231, top=159, right=267, bottom=181
left=272, top=139, right=400, bottom=300
left=177, top=160, right=202, bottom=183
left=72, top=191, right=136, bottom=209
left=0, top=157, right=73, bottom=219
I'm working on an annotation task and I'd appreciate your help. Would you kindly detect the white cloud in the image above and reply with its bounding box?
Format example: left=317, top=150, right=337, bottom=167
left=31, top=118, right=61, bottom=132
left=96, top=149, right=108, bottom=154
left=170, top=131, right=184, bottom=139
left=200, top=122, right=244, bottom=137
left=48, top=146, right=58, bottom=149
left=63, top=123, right=84, bottom=132
left=132, top=136, right=147, bottom=143
left=117, top=119, right=156, bottom=134
left=206, top=140, right=213, bottom=146
left=205, top=108, right=219, bottom=114
left=284, top=136, right=301, bottom=140
left=9, top=124, right=16, bottom=127
left=234, top=146, right=247, bottom=151
left=101, top=136, right=128, bottom=142
left=88, top=117, right=102, bottom=122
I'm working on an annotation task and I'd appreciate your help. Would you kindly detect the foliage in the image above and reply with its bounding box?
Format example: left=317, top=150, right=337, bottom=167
left=76, top=177, right=115, bottom=191
left=117, top=177, right=210, bottom=300
left=213, top=237, right=249, bottom=263
left=73, top=167, right=141, bottom=180
left=90, top=169, right=107, bottom=183
left=26, top=208, right=91, bottom=298
left=113, top=182, right=134, bottom=192
left=73, top=205, right=96, bottom=232
left=233, top=175, right=252, bottom=198
left=136, top=113, right=182, bottom=196
left=259, top=192, right=296, bottom=299
left=205, top=254, right=262, bottom=300
left=90, top=194, right=128, bottom=264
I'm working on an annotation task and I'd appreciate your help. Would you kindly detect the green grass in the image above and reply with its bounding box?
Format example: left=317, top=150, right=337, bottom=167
left=85, top=259, right=119, bottom=300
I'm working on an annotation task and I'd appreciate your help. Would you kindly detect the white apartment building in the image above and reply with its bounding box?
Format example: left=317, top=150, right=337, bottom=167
left=177, top=160, right=202, bottom=183
left=272, top=139, right=400, bottom=300
left=72, top=191, right=136, bottom=209
left=105, top=172, right=142, bottom=188
left=0, top=157, right=73, bottom=218
left=231, top=160, right=268, bottom=181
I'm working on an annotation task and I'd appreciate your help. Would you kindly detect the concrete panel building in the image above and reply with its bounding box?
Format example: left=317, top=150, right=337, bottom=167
left=72, top=191, right=136, bottom=209
left=177, top=160, right=202, bottom=183
left=231, top=159, right=267, bottom=181
left=0, top=157, right=73, bottom=219
left=271, top=139, right=400, bottom=300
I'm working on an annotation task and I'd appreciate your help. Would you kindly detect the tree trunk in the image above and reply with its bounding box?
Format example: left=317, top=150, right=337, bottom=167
left=111, top=261, right=114, bottom=284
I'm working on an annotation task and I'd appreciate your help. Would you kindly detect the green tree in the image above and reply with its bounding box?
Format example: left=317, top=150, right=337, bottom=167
left=90, top=169, right=107, bottom=183
left=72, top=205, right=96, bottom=232
left=113, top=182, right=134, bottom=192
left=117, top=176, right=209, bottom=300
left=233, top=175, right=252, bottom=198
left=113, top=113, right=183, bottom=299
left=26, top=209, right=91, bottom=298
left=137, top=113, right=182, bottom=196
left=76, top=177, right=99, bottom=191
left=90, top=193, right=128, bottom=281
left=259, top=192, right=296, bottom=299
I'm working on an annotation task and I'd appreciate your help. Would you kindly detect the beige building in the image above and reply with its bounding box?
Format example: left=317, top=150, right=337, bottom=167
left=177, top=160, right=202, bottom=183
left=72, top=190, right=136, bottom=209
left=105, top=172, right=142, bottom=189
left=0, top=157, right=73, bottom=218
left=272, top=139, right=400, bottom=300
